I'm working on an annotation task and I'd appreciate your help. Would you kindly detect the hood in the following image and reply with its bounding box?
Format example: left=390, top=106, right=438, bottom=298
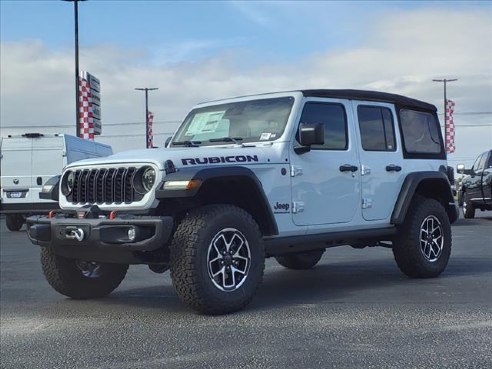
left=66, top=144, right=282, bottom=170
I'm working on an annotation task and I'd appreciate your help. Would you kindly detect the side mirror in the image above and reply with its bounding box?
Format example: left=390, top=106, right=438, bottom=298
left=456, top=164, right=465, bottom=174
left=299, top=123, right=324, bottom=146
left=164, top=137, right=172, bottom=148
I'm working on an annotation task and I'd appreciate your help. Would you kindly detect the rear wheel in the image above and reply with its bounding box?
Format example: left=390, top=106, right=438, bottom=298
left=6, top=214, right=24, bottom=231
left=393, top=196, right=451, bottom=278
left=275, top=250, right=324, bottom=270
left=170, top=204, right=265, bottom=315
left=41, top=247, right=128, bottom=299
left=463, top=194, right=475, bottom=219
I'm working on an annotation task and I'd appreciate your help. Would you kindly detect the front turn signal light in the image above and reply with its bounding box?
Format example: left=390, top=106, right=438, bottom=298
left=163, top=179, right=201, bottom=190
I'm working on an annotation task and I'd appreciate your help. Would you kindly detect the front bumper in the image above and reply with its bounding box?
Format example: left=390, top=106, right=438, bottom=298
left=26, top=213, right=174, bottom=263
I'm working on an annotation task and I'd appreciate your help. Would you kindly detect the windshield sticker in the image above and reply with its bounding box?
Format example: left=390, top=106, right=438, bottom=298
left=260, top=132, right=271, bottom=141
left=185, top=111, right=226, bottom=136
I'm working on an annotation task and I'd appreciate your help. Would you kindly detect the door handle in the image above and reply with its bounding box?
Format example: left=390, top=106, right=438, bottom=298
left=386, top=164, right=402, bottom=172
left=339, top=164, right=358, bottom=172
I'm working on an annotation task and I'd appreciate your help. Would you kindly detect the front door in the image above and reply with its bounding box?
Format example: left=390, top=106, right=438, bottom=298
left=468, top=152, right=487, bottom=205
left=352, top=101, right=405, bottom=221
left=290, top=99, right=360, bottom=226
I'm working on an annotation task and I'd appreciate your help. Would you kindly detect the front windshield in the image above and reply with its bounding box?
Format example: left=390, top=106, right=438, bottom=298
left=171, top=96, right=294, bottom=146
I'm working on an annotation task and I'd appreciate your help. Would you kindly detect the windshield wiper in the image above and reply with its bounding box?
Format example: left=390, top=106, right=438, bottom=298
left=208, top=137, right=244, bottom=144
left=172, top=140, right=202, bottom=147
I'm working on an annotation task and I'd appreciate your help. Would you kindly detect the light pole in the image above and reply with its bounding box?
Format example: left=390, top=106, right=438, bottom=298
left=135, top=88, right=159, bottom=148
left=432, top=78, right=458, bottom=149
left=63, top=0, right=87, bottom=138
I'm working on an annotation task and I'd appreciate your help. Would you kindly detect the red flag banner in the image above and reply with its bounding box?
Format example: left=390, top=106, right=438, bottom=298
left=147, top=111, right=154, bottom=148
left=445, top=99, right=455, bottom=153
left=79, top=75, right=94, bottom=140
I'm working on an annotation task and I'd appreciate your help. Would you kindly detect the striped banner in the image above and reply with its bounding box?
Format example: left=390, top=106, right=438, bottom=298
left=445, top=99, right=455, bottom=153
left=79, top=76, right=94, bottom=140
left=147, top=111, right=154, bottom=148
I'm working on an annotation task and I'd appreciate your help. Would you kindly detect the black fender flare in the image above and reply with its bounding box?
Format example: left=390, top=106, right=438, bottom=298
left=391, top=171, right=458, bottom=224
left=156, top=166, right=278, bottom=235
left=39, top=175, right=60, bottom=201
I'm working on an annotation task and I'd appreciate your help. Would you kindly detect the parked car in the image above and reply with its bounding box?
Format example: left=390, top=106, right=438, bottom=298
left=457, top=149, right=492, bottom=218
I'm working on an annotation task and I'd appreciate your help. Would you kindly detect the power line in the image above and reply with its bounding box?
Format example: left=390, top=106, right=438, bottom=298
left=1, top=121, right=181, bottom=129
left=437, top=112, right=492, bottom=115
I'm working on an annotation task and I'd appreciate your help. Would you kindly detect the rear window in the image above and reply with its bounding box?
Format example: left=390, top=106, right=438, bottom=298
left=399, top=109, right=442, bottom=154
left=357, top=106, right=396, bottom=151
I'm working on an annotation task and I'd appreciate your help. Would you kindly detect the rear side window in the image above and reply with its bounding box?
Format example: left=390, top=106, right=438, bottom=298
left=357, top=106, right=396, bottom=151
left=298, top=102, right=348, bottom=150
left=399, top=109, right=442, bottom=154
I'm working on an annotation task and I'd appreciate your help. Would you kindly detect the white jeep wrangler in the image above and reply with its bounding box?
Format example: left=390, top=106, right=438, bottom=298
left=27, top=90, right=458, bottom=314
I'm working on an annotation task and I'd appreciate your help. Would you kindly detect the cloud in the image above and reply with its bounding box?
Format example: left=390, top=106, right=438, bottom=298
left=1, top=8, right=491, bottom=161
left=228, top=1, right=274, bottom=28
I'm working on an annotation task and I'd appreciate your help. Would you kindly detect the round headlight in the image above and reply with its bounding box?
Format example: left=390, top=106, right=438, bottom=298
left=62, top=171, right=75, bottom=196
left=142, top=167, right=156, bottom=192
left=67, top=171, right=75, bottom=191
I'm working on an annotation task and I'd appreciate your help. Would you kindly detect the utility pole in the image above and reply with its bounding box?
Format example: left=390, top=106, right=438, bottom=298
left=63, top=0, right=87, bottom=137
left=432, top=78, right=458, bottom=149
left=135, top=88, right=159, bottom=148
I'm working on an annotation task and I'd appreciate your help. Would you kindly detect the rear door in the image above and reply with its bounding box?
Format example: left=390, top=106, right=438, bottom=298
left=1, top=138, right=33, bottom=200
left=352, top=101, right=405, bottom=221
left=31, top=136, right=64, bottom=202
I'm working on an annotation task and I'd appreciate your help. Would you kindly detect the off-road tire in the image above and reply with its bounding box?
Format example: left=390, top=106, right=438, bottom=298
left=275, top=250, right=324, bottom=270
left=6, top=214, right=24, bottom=231
left=463, top=194, right=475, bottom=219
left=170, top=204, right=265, bottom=315
left=41, top=247, right=128, bottom=299
left=393, top=195, right=451, bottom=278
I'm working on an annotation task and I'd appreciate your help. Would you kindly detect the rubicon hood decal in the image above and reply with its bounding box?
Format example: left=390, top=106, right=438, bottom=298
left=181, top=155, right=259, bottom=166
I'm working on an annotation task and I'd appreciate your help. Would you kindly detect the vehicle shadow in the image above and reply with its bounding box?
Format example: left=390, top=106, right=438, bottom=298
left=95, top=256, right=492, bottom=314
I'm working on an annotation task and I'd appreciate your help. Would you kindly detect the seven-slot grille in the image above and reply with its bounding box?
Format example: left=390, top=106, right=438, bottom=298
left=67, top=167, right=145, bottom=204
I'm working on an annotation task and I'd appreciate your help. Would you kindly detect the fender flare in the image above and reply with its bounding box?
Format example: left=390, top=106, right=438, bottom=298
left=156, top=166, right=278, bottom=235
left=391, top=171, right=458, bottom=224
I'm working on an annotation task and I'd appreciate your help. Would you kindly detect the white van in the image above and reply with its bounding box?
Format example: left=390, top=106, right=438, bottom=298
left=0, top=133, right=112, bottom=231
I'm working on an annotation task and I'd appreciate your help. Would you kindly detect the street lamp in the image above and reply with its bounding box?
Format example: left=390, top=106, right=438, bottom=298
left=432, top=78, right=458, bottom=149
left=135, top=88, right=159, bottom=148
left=63, top=0, right=87, bottom=137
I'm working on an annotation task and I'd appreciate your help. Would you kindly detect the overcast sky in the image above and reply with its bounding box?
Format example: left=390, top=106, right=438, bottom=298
left=1, top=0, right=491, bottom=166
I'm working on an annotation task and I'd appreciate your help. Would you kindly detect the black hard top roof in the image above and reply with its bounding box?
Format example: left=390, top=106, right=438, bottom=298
left=302, top=89, right=437, bottom=112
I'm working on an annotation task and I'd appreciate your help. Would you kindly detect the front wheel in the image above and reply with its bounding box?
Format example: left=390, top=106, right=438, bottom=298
left=41, top=247, right=128, bottom=299
left=170, top=204, right=265, bottom=315
left=275, top=250, right=324, bottom=270
left=463, top=194, right=475, bottom=219
left=392, top=196, right=451, bottom=278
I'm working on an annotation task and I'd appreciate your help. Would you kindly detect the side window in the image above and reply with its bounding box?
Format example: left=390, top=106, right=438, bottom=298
left=472, top=155, right=482, bottom=171
left=298, top=102, right=348, bottom=150
left=487, top=152, right=492, bottom=169
left=399, top=109, right=442, bottom=154
left=476, top=153, right=487, bottom=171
left=357, top=105, right=396, bottom=151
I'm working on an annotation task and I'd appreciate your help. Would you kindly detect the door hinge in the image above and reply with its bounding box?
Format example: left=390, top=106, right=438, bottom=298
left=292, top=201, right=305, bottom=213
left=290, top=165, right=303, bottom=177
left=361, top=165, right=371, bottom=176
left=362, top=198, right=373, bottom=209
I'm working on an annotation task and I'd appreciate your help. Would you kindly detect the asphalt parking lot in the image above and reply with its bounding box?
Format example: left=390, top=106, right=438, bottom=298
left=1, top=212, right=491, bottom=369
